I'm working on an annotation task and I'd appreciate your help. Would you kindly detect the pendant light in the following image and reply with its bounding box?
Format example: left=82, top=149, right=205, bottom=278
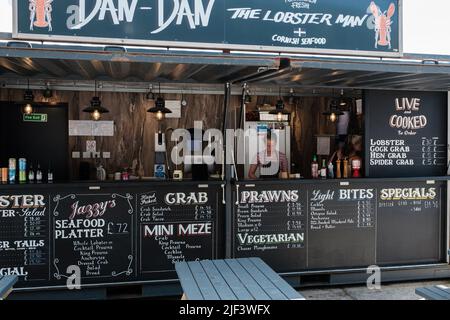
left=147, top=83, right=172, bottom=121
left=82, top=81, right=110, bottom=121
left=339, top=89, right=347, bottom=107
left=23, top=79, right=34, bottom=115
left=269, top=87, right=291, bottom=122
left=323, top=99, right=344, bottom=123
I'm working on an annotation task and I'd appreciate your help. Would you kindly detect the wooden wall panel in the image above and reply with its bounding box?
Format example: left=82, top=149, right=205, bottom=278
left=1, top=88, right=354, bottom=180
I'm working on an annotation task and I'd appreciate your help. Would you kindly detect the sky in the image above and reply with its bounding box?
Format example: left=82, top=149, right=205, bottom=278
left=0, top=0, right=449, bottom=56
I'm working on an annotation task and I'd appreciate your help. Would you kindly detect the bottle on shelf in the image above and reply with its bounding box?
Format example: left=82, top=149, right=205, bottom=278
left=47, top=162, right=53, bottom=183
left=320, top=159, right=327, bottom=179
left=28, top=163, right=35, bottom=183
left=311, top=155, right=319, bottom=179
left=36, top=163, right=43, bottom=183
left=336, top=159, right=342, bottom=179
left=328, top=161, right=334, bottom=179
left=343, top=158, right=349, bottom=178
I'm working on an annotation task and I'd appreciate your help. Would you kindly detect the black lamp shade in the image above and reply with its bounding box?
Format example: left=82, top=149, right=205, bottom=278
left=24, top=89, right=34, bottom=102
left=147, top=97, right=172, bottom=114
left=323, top=100, right=344, bottom=116
left=269, top=100, right=291, bottom=115
left=82, top=97, right=110, bottom=114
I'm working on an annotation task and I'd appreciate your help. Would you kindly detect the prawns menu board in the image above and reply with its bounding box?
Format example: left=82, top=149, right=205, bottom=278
left=51, top=193, right=135, bottom=284
left=0, top=193, right=50, bottom=283
left=232, top=185, right=307, bottom=272
left=138, top=187, right=219, bottom=279
left=232, top=181, right=445, bottom=272
left=365, top=90, right=448, bottom=178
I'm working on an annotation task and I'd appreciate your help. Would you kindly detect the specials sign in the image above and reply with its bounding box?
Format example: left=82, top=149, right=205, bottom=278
left=13, top=0, right=401, bottom=57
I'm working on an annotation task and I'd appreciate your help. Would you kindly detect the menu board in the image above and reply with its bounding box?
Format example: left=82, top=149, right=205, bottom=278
left=376, top=182, right=443, bottom=264
left=0, top=193, right=50, bottom=283
left=233, top=185, right=307, bottom=272
left=138, top=187, right=218, bottom=279
left=307, top=186, right=376, bottom=269
left=365, top=90, right=447, bottom=177
left=51, top=193, right=135, bottom=283
left=232, top=181, right=444, bottom=272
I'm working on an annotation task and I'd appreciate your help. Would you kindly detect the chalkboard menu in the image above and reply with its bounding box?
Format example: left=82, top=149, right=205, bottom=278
left=365, top=90, right=448, bottom=177
left=233, top=185, right=307, bottom=272
left=232, top=181, right=445, bottom=272
left=137, top=186, right=219, bottom=280
left=0, top=182, right=222, bottom=289
left=376, top=181, right=444, bottom=264
left=0, top=193, right=50, bottom=283
left=51, top=193, right=135, bottom=284
left=307, top=186, right=376, bottom=269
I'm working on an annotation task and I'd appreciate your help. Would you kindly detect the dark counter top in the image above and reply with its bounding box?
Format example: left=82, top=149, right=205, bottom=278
left=0, top=179, right=225, bottom=190
left=0, top=176, right=448, bottom=190
left=234, top=176, right=450, bottom=185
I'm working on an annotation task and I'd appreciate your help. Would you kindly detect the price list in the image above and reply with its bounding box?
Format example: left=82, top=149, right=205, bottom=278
left=0, top=194, right=49, bottom=282
left=421, top=137, right=447, bottom=166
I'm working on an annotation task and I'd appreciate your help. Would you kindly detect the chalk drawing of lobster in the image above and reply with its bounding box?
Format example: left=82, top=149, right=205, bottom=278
left=29, top=0, right=53, bottom=31
left=369, top=1, right=395, bottom=49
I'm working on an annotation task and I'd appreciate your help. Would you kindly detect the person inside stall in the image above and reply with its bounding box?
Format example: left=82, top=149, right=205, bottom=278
left=248, top=133, right=288, bottom=179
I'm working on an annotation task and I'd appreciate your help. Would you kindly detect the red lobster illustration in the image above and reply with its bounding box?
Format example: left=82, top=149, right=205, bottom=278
left=29, top=0, right=53, bottom=31
left=370, top=1, right=395, bottom=49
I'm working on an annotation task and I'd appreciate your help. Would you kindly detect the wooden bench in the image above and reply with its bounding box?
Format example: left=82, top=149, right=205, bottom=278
left=175, top=258, right=305, bottom=300
left=415, top=285, right=450, bottom=300
left=0, top=276, right=18, bottom=300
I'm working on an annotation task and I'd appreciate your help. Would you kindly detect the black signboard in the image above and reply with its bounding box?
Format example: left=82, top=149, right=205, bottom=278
left=232, top=180, right=445, bottom=273
left=376, top=181, right=444, bottom=264
left=51, top=192, right=135, bottom=284
left=137, top=186, right=219, bottom=280
left=0, top=182, right=221, bottom=289
left=232, top=184, right=307, bottom=272
left=307, top=186, right=376, bottom=269
left=14, top=0, right=401, bottom=57
left=365, top=90, right=448, bottom=178
left=0, top=193, right=50, bottom=283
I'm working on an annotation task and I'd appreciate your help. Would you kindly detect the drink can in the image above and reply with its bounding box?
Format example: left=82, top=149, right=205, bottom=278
left=18, top=158, right=26, bottom=182
left=19, top=158, right=26, bottom=171
left=8, top=158, right=16, bottom=183
left=1, top=168, right=7, bottom=183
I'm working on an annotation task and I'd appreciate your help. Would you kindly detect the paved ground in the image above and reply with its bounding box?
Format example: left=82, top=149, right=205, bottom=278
left=298, top=280, right=450, bottom=300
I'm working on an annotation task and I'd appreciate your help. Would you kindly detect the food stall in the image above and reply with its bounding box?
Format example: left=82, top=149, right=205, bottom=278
left=0, top=0, right=449, bottom=299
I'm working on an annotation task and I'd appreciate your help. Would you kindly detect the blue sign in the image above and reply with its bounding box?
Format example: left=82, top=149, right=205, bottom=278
left=13, top=0, right=401, bottom=56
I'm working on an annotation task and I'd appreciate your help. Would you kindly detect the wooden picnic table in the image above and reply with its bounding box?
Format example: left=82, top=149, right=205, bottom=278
left=0, top=276, right=18, bottom=300
left=175, top=257, right=305, bottom=300
left=415, top=285, right=450, bottom=300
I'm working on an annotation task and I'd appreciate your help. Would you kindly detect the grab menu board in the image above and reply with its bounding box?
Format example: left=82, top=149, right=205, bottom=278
left=138, top=187, right=219, bottom=280
left=0, top=183, right=221, bottom=289
left=232, top=181, right=445, bottom=272
left=365, top=90, right=448, bottom=178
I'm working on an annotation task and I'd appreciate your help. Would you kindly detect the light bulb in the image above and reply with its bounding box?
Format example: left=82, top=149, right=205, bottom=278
left=330, top=112, right=337, bottom=123
left=277, top=112, right=283, bottom=122
left=91, top=110, right=101, bottom=121
left=23, top=104, right=33, bottom=115
left=156, top=110, right=164, bottom=121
